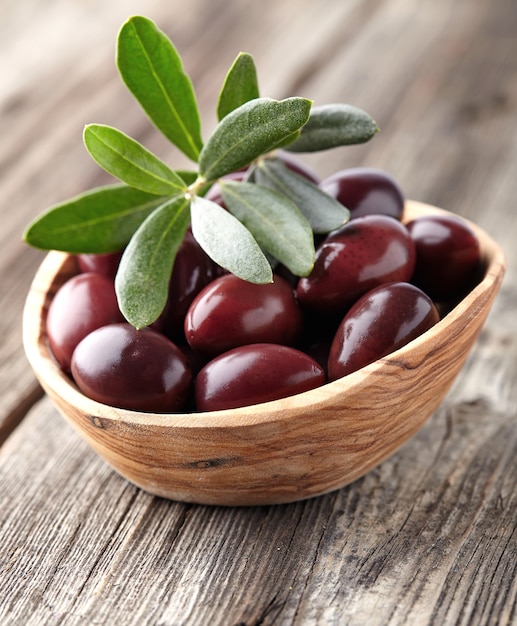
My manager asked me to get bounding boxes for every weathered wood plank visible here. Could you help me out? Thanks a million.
[1,0,517,623]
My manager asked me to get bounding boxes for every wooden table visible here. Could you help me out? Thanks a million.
[1,0,516,623]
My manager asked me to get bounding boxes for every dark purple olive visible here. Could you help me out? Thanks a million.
[406,214,482,301]
[205,155,319,209]
[274,151,320,183]
[76,251,123,280]
[296,309,343,371]
[185,274,304,356]
[205,170,248,208]
[328,282,440,380]
[195,343,325,411]
[71,324,192,412]
[47,273,125,372]
[296,215,416,314]
[319,167,404,220]
[159,230,220,340]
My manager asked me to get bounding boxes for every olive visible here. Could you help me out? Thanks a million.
[76,251,123,280]
[273,150,320,183]
[185,274,303,356]
[406,214,482,301]
[296,215,416,314]
[47,272,125,372]
[319,167,404,220]
[328,282,440,380]
[195,343,325,411]
[71,324,192,413]
[204,170,247,209]
[159,230,220,340]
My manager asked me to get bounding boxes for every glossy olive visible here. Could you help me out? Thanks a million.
[296,309,343,371]
[328,282,440,380]
[204,153,319,209]
[319,167,404,220]
[185,274,304,356]
[195,343,325,411]
[296,215,416,314]
[76,251,123,280]
[160,230,220,340]
[71,324,192,412]
[406,215,482,301]
[204,170,247,208]
[47,272,125,371]
[274,150,320,183]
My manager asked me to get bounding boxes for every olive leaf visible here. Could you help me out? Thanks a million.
[190,196,273,283]
[117,16,203,162]
[23,184,167,253]
[217,52,260,121]
[198,97,312,181]
[115,195,191,328]
[255,157,350,233]
[220,180,315,276]
[286,103,379,152]
[84,124,188,196]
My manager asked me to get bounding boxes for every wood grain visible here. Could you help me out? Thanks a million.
[1,0,517,622]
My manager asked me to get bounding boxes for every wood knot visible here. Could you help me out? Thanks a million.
[88,415,105,429]
[184,457,237,469]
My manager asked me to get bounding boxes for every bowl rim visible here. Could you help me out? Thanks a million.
[23,200,506,430]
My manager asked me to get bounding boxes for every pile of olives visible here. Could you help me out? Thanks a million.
[46,163,482,413]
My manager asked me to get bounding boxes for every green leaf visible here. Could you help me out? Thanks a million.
[255,157,350,233]
[117,16,203,162]
[23,184,167,253]
[220,181,315,277]
[84,124,187,196]
[198,97,312,181]
[286,104,379,152]
[115,195,191,328]
[190,196,272,283]
[217,52,260,121]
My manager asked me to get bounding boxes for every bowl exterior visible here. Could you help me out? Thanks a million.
[23,202,505,506]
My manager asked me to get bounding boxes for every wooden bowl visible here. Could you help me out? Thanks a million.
[23,201,505,506]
